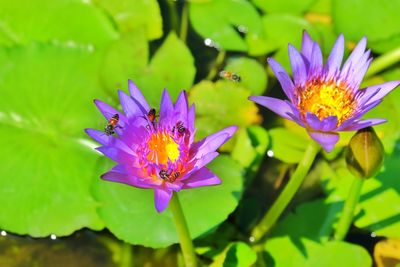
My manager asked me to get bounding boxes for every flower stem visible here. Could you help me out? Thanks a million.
[170,192,197,267]
[179,0,188,43]
[250,141,320,242]
[167,0,179,34]
[365,47,400,78]
[334,176,364,241]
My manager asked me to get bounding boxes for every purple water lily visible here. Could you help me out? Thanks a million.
[86,81,237,212]
[249,32,400,152]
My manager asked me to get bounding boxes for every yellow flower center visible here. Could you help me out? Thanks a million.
[146,132,180,165]
[297,80,356,125]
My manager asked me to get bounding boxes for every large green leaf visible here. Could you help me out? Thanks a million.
[101,32,196,107]
[223,57,268,95]
[94,0,163,40]
[252,0,317,15]
[92,156,243,248]
[189,80,261,150]
[269,128,309,163]
[0,0,117,46]
[265,237,372,267]
[0,44,105,236]
[332,0,400,52]
[189,0,263,51]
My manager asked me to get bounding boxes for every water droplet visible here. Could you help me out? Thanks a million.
[50,234,57,240]
[249,236,255,243]
[267,150,274,157]
[371,232,377,238]
[204,38,221,50]
[237,25,248,33]
[1,230,7,236]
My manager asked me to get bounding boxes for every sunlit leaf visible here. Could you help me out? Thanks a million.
[269,128,310,163]
[93,156,243,248]
[252,0,317,15]
[0,43,105,236]
[210,242,257,267]
[189,0,262,51]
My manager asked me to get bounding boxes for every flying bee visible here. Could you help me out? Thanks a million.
[172,121,186,135]
[219,70,241,82]
[104,114,122,136]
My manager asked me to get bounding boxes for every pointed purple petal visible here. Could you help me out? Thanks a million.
[101,168,153,189]
[94,100,128,128]
[301,31,314,61]
[173,91,189,126]
[154,188,173,213]
[182,167,221,189]
[341,37,367,76]
[340,118,387,131]
[308,131,339,152]
[267,58,295,101]
[309,42,323,77]
[118,90,143,119]
[249,96,296,121]
[288,44,307,86]
[306,113,338,132]
[326,34,344,79]
[185,151,219,179]
[128,80,150,111]
[356,81,400,106]
[191,126,237,158]
[85,128,135,154]
[159,89,174,125]
[96,146,139,167]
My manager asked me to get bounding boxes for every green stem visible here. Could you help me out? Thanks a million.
[206,50,226,80]
[334,176,364,241]
[365,47,400,78]
[167,0,179,34]
[251,141,320,242]
[179,1,188,42]
[170,193,197,267]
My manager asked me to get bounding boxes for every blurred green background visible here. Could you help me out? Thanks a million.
[0,0,399,266]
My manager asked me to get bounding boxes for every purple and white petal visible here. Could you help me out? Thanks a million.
[301,31,314,62]
[159,89,174,126]
[341,37,367,77]
[356,81,400,106]
[118,90,143,119]
[307,131,339,152]
[326,34,344,80]
[249,96,296,121]
[85,128,135,154]
[309,42,323,78]
[94,99,128,129]
[288,44,308,86]
[339,118,387,131]
[128,80,150,111]
[306,113,338,132]
[267,58,295,101]
[173,91,189,127]
[154,188,173,213]
[190,126,237,158]
[182,167,221,189]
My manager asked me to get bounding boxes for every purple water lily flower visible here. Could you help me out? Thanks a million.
[85,81,237,213]
[249,32,400,152]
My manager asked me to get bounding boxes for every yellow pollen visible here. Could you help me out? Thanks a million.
[297,80,356,125]
[146,132,180,164]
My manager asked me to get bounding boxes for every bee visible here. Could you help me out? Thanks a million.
[219,70,241,82]
[104,114,121,136]
[172,121,186,135]
[147,108,157,123]
[159,170,181,183]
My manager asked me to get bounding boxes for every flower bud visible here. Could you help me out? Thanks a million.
[345,127,384,179]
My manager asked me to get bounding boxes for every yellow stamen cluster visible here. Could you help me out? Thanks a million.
[297,80,356,126]
[147,132,180,164]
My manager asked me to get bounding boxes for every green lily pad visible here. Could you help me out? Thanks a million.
[92,155,244,248]
[332,0,400,52]
[0,0,117,46]
[246,14,317,58]
[189,80,261,150]
[223,57,268,95]
[94,0,163,40]
[210,242,257,267]
[189,0,263,51]
[251,0,317,15]
[265,237,372,267]
[0,44,105,236]
[101,32,196,107]
[271,199,341,241]
[269,128,310,163]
